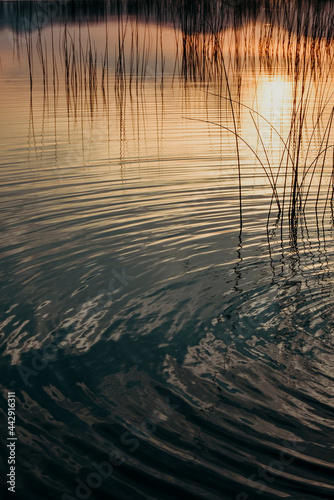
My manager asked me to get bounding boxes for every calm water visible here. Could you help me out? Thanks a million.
[1,1,334,499]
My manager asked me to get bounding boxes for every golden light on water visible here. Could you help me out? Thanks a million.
[257,76,294,125]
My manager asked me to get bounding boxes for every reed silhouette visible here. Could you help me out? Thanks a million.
[9,0,334,239]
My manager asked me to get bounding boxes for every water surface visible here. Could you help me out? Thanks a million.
[1,2,334,499]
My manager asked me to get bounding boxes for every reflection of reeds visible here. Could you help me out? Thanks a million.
[190,1,334,234]
[23,22,33,91]
[17,0,334,238]
[24,21,106,118]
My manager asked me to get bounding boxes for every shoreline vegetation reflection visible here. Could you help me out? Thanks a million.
[2,0,334,237]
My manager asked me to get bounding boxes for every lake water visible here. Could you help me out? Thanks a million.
[1,1,334,499]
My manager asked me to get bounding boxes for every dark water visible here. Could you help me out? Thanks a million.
[1,1,334,499]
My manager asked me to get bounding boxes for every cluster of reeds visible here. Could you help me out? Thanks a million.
[11,0,334,236]
[201,72,334,236]
[23,22,109,118]
[185,0,334,233]
[14,0,334,88]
